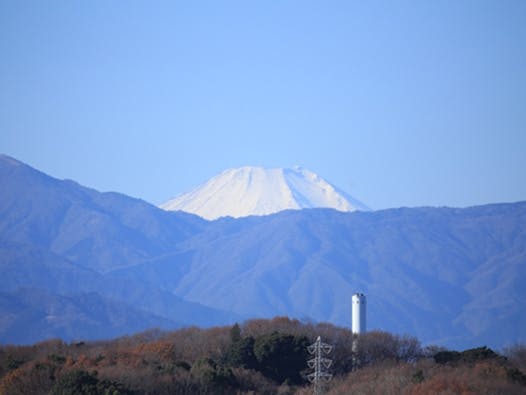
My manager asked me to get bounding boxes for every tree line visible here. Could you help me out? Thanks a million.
[0,316,524,394]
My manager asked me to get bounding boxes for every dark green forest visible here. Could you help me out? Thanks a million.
[1,317,525,394]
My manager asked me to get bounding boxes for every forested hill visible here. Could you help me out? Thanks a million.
[1,318,525,394]
[1,154,525,348]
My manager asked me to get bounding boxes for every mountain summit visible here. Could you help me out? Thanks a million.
[160,166,369,220]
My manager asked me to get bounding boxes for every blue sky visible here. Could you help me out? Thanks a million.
[1,1,525,210]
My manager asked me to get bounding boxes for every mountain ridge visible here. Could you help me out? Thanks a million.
[0,154,525,348]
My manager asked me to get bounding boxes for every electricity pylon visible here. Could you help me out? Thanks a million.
[307,336,333,395]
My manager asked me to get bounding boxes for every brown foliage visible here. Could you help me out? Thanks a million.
[503,343,526,371]
[0,318,524,394]
[325,359,526,395]
[0,361,58,395]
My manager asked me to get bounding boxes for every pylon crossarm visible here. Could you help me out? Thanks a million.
[307,373,318,383]
[321,344,333,353]
[321,358,332,368]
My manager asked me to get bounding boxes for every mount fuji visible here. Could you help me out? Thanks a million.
[1,154,525,347]
[160,166,369,220]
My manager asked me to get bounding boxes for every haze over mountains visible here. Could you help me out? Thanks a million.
[160,166,369,219]
[0,154,525,349]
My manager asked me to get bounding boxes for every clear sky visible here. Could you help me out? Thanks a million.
[1,1,525,210]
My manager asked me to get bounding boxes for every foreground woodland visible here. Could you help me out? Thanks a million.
[1,317,525,394]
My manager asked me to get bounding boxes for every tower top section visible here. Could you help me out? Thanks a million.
[352,293,366,334]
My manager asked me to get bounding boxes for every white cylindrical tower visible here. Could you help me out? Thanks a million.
[352,293,366,335]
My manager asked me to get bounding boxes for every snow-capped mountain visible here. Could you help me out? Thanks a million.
[2,155,525,348]
[160,166,369,220]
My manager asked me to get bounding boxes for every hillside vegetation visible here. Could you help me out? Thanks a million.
[1,317,524,394]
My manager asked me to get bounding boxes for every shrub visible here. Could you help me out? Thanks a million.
[226,336,258,369]
[253,332,309,385]
[50,370,132,395]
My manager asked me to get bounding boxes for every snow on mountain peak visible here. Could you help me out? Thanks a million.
[160,166,369,220]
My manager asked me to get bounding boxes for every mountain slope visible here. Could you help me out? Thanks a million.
[115,204,526,349]
[0,155,240,343]
[0,154,206,272]
[1,154,525,349]
[0,288,178,344]
[160,166,369,219]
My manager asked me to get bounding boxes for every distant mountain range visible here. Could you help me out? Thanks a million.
[160,166,369,219]
[0,154,525,349]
